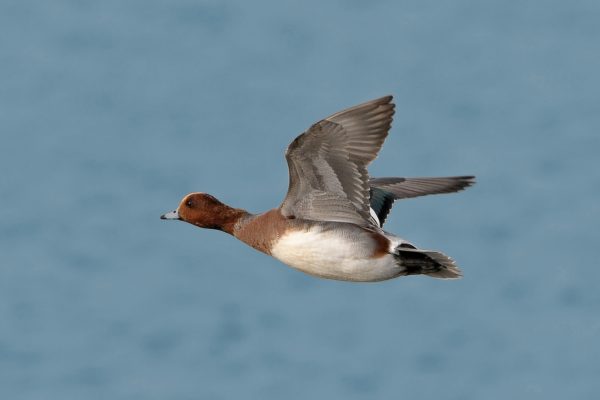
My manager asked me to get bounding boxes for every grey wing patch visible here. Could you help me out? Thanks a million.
[369,176,475,199]
[369,176,475,226]
[280,96,395,226]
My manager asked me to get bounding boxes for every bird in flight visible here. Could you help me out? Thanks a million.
[161,96,474,282]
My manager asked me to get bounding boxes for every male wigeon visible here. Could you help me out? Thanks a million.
[161,96,474,282]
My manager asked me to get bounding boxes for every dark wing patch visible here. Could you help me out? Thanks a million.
[369,186,399,227]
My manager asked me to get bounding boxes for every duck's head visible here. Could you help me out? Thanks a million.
[161,192,241,231]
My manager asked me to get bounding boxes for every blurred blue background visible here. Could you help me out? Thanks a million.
[1,0,599,399]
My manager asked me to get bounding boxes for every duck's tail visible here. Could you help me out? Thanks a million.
[394,247,462,279]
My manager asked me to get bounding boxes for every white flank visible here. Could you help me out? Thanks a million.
[270,228,400,282]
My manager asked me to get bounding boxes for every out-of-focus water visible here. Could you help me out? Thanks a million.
[1,1,599,399]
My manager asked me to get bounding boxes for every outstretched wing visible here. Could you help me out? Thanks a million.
[280,96,395,226]
[369,176,475,226]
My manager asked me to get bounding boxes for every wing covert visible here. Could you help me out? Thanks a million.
[280,96,395,226]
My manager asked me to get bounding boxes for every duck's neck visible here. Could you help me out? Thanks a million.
[215,205,250,235]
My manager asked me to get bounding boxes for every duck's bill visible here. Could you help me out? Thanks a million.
[160,210,181,220]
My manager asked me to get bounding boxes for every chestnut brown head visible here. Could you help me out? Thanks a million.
[160,193,242,232]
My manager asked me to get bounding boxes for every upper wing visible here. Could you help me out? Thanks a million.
[369,176,475,226]
[280,96,395,226]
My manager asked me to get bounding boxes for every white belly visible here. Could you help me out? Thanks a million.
[270,228,400,282]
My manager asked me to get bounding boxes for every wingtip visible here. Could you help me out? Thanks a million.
[462,176,477,188]
[447,176,476,191]
[375,95,394,107]
[359,95,394,108]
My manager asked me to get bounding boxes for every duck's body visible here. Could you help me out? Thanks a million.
[269,221,396,282]
[235,210,399,282]
[161,96,474,282]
